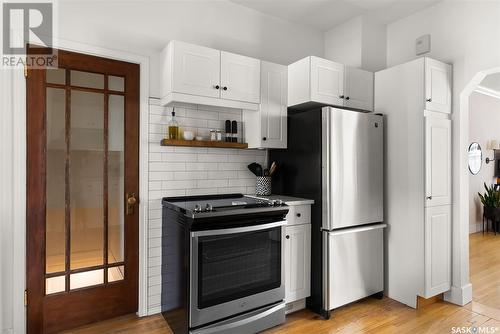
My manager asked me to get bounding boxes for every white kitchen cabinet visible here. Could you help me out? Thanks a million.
[345,66,374,111]
[284,223,311,304]
[220,51,260,104]
[425,116,451,207]
[375,57,452,309]
[423,205,451,298]
[169,41,221,98]
[288,56,373,112]
[244,61,287,149]
[310,57,345,107]
[425,58,452,114]
[160,40,260,110]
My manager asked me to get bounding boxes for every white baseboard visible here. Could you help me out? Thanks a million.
[469,223,483,234]
[285,299,306,315]
[444,284,473,306]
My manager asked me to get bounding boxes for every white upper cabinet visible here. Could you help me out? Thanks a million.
[170,41,221,98]
[425,115,451,207]
[244,61,287,149]
[310,57,345,107]
[160,41,260,110]
[220,51,261,104]
[424,205,451,298]
[345,66,374,111]
[288,56,373,112]
[425,58,452,114]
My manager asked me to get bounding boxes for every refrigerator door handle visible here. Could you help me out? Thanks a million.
[321,108,331,231]
[328,223,387,236]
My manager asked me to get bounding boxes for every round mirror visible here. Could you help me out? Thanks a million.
[468,142,482,175]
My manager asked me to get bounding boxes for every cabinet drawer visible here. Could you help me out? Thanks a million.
[286,205,311,226]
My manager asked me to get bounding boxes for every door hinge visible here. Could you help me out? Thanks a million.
[24,290,28,306]
[23,62,28,78]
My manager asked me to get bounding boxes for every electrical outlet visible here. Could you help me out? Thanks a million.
[416,34,431,55]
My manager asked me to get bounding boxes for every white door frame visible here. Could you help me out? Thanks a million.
[445,67,500,307]
[8,39,150,333]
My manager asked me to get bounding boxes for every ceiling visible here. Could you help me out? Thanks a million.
[230,0,441,31]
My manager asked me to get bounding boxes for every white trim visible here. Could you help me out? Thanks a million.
[161,92,259,111]
[474,85,500,100]
[10,38,150,332]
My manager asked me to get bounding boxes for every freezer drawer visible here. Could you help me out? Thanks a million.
[324,223,386,310]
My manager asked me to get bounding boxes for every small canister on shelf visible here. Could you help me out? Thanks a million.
[209,129,217,141]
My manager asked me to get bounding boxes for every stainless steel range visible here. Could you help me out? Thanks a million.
[161,194,288,334]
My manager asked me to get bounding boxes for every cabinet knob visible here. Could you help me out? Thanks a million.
[223,86,228,91]
[427,196,432,200]
[263,137,267,141]
[426,98,432,102]
[339,95,345,99]
[286,235,290,239]
[214,85,220,89]
[296,213,301,218]
[345,96,350,100]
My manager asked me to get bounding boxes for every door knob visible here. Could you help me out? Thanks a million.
[345,96,350,100]
[214,85,220,89]
[126,193,137,215]
[286,235,290,239]
[223,86,228,91]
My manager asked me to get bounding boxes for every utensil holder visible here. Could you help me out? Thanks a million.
[255,176,271,196]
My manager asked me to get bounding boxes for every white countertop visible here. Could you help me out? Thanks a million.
[248,194,314,206]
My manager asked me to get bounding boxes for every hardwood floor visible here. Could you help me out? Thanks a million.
[62,232,500,334]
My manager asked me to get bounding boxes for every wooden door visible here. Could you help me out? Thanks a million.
[26,48,140,333]
[425,116,451,207]
[424,205,451,297]
[310,56,344,107]
[344,66,374,112]
[220,51,260,103]
[284,224,311,303]
[425,58,452,114]
[260,61,287,149]
[171,41,221,98]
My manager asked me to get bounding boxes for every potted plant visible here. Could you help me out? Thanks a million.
[478,182,500,221]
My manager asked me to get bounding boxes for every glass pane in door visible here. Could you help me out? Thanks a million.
[46,88,66,274]
[108,95,125,264]
[70,90,104,270]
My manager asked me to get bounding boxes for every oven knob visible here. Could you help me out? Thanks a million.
[205,203,213,212]
[194,204,201,213]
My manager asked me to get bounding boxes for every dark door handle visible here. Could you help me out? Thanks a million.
[214,85,220,89]
[339,95,344,99]
[345,96,350,100]
[223,86,228,91]
[296,213,301,218]
[263,137,267,141]
[285,235,290,239]
[426,98,432,102]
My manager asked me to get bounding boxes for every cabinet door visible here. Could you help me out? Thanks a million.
[425,58,452,114]
[424,205,451,297]
[344,67,374,112]
[425,116,451,207]
[220,51,260,103]
[310,57,344,107]
[171,41,221,98]
[260,61,287,149]
[285,224,311,303]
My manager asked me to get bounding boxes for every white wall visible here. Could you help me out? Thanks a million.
[324,15,386,72]
[468,92,500,233]
[147,100,267,314]
[324,16,363,68]
[56,0,324,98]
[386,1,500,305]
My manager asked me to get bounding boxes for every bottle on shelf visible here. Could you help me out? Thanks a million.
[168,109,179,140]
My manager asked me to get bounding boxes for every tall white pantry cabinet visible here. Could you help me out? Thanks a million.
[375,57,452,308]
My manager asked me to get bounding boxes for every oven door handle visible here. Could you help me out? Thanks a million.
[191,220,286,237]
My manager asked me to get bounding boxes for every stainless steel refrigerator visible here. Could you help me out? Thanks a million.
[270,106,385,318]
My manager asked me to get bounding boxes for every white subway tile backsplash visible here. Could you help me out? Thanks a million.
[146,99,267,315]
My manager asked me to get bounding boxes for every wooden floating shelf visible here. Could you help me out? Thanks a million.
[160,139,248,149]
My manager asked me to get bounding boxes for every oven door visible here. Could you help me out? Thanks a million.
[190,221,285,328]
